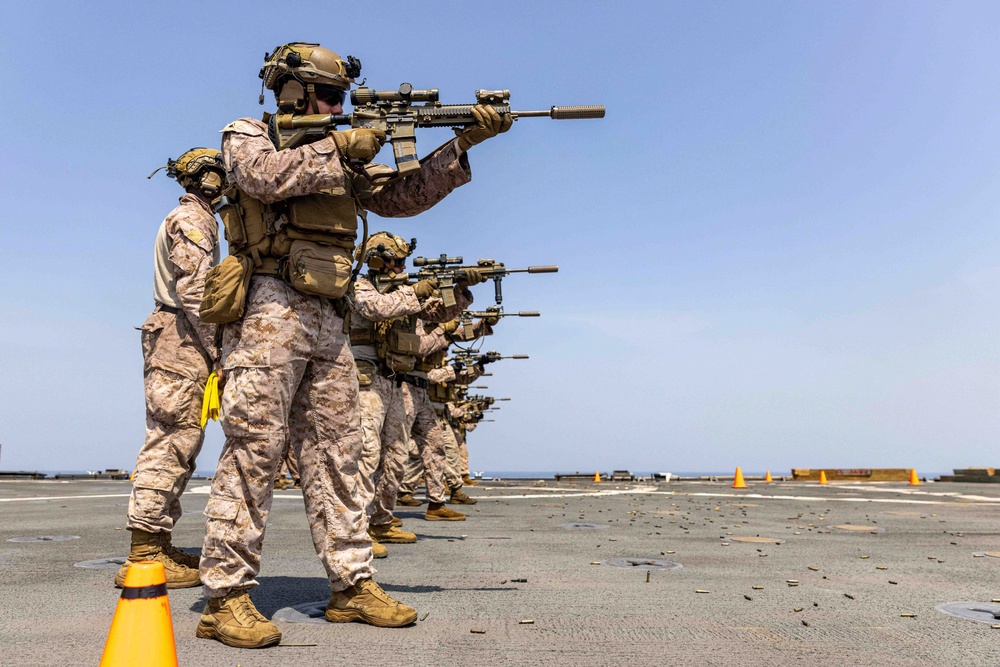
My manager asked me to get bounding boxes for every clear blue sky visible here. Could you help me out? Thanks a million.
[1,1,997,474]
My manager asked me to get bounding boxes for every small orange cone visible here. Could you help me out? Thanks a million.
[732,467,747,489]
[764,471,773,483]
[818,470,828,485]
[909,468,921,486]
[594,472,601,483]
[100,561,178,667]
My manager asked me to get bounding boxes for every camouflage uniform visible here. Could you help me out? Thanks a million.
[397,436,423,498]
[457,418,471,478]
[273,439,300,485]
[353,275,425,528]
[128,194,219,534]
[399,355,486,495]
[200,119,471,597]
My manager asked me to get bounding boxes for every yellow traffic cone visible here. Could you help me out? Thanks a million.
[909,469,921,486]
[732,467,747,489]
[818,470,828,485]
[594,472,601,483]
[764,471,773,483]
[100,561,178,667]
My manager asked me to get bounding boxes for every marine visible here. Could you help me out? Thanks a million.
[117,148,226,589]
[351,232,482,554]
[195,42,511,649]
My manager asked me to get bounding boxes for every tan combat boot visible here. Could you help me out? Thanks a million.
[372,538,388,559]
[325,578,417,627]
[273,478,291,490]
[114,529,201,589]
[391,516,403,527]
[369,523,417,544]
[425,502,466,521]
[159,532,201,570]
[449,487,477,505]
[396,493,422,506]
[196,589,282,648]
[462,475,479,487]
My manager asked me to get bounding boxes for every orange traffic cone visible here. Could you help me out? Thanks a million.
[909,469,921,486]
[100,561,178,667]
[818,470,828,485]
[764,471,773,483]
[594,472,601,483]
[732,467,747,489]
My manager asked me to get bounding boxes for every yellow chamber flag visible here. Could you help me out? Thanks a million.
[200,371,221,429]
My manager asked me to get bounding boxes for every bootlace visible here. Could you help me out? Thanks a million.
[359,579,395,605]
[232,594,268,623]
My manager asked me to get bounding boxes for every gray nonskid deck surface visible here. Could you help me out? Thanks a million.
[2,478,999,666]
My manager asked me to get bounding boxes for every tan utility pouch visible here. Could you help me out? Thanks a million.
[283,240,353,299]
[214,186,272,254]
[388,329,421,356]
[384,351,416,373]
[428,382,455,403]
[415,348,446,373]
[200,255,254,324]
[356,359,377,387]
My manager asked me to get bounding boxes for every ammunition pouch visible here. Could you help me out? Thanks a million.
[349,328,375,346]
[215,185,273,261]
[382,328,420,372]
[428,382,457,403]
[368,316,421,373]
[415,348,447,373]
[199,255,254,324]
[356,359,377,387]
[286,193,358,241]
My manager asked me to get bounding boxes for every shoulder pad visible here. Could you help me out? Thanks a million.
[220,118,267,136]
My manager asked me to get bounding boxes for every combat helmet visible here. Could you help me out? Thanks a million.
[259,42,362,113]
[356,232,416,271]
[148,148,225,197]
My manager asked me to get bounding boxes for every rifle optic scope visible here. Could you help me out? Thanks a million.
[352,83,439,105]
[413,255,463,266]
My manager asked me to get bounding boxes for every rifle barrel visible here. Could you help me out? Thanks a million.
[514,105,606,120]
[500,265,558,274]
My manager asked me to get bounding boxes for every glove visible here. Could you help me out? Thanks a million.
[412,279,438,299]
[441,319,460,334]
[456,105,513,151]
[458,268,488,286]
[329,127,387,163]
[482,314,500,326]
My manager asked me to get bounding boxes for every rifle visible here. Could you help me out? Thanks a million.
[460,306,540,326]
[268,85,605,176]
[450,351,528,369]
[460,395,511,407]
[378,257,557,308]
